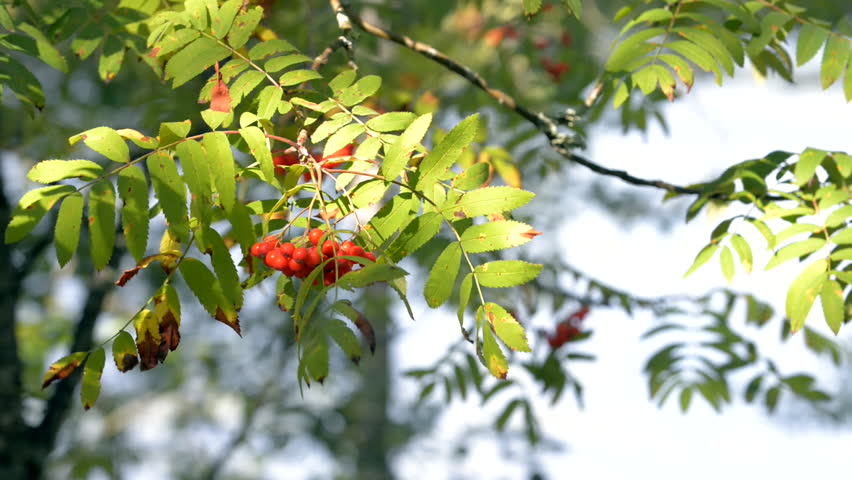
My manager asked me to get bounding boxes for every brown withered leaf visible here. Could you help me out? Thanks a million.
[157,313,181,363]
[520,229,542,239]
[136,331,159,371]
[210,62,231,113]
[116,253,180,287]
[120,354,139,372]
[115,266,141,286]
[353,311,376,354]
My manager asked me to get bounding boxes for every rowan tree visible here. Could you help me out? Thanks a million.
[2,0,851,478]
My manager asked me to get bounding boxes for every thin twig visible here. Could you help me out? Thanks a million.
[330,1,708,197]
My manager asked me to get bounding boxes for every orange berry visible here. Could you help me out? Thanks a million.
[264,250,288,270]
[308,228,325,246]
[279,242,295,257]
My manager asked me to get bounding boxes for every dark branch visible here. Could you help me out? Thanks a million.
[331,0,707,197]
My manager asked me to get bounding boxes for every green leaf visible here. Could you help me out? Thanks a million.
[424,242,461,308]
[334,263,408,289]
[278,69,323,87]
[796,24,830,66]
[7,23,68,72]
[675,27,734,77]
[176,140,212,222]
[69,127,129,163]
[416,114,479,191]
[27,159,103,184]
[202,227,243,309]
[729,234,753,274]
[606,28,665,72]
[211,0,242,38]
[386,211,442,262]
[226,6,263,49]
[764,386,780,413]
[338,75,382,106]
[326,318,362,365]
[117,165,149,262]
[452,162,491,190]
[55,193,84,267]
[0,4,13,30]
[164,37,230,88]
[474,260,542,288]
[480,314,509,379]
[5,185,74,244]
[239,126,275,183]
[179,258,240,335]
[666,40,722,85]
[41,351,86,389]
[256,85,283,120]
[786,259,828,334]
[820,279,844,335]
[744,375,763,403]
[441,186,534,221]
[80,348,105,410]
[561,0,582,18]
[830,228,852,245]
[366,194,417,246]
[483,303,530,352]
[70,22,103,60]
[228,71,265,107]
[98,34,125,82]
[821,31,851,89]
[366,112,417,132]
[0,55,45,109]
[765,238,826,270]
[88,180,116,271]
[380,113,432,181]
[523,0,542,16]
[794,148,827,186]
[203,132,236,212]
[264,53,312,73]
[301,334,329,384]
[679,387,693,413]
[153,29,200,57]
[720,246,735,284]
[323,123,364,159]
[459,220,536,253]
[248,38,296,60]
[147,152,189,242]
[158,120,192,146]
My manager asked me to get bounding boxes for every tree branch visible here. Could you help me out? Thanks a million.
[330,1,705,197]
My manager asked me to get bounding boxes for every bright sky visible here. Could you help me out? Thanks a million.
[391,70,852,479]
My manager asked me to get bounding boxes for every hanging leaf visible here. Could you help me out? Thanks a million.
[480,314,508,379]
[179,258,241,335]
[786,259,828,334]
[326,318,363,365]
[386,212,443,262]
[483,303,530,352]
[133,309,160,371]
[424,242,462,308]
[147,151,190,242]
[202,132,236,213]
[55,192,84,267]
[41,351,87,389]
[88,180,116,271]
[117,165,150,262]
[820,279,844,335]
[112,331,139,372]
[5,185,75,244]
[80,348,105,410]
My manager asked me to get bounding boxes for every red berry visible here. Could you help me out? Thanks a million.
[306,248,321,268]
[323,270,337,287]
[322,240,339,258]
[280,263,295,277]
[364,252,376,262]
[339,240,355,256]
[279,242,295,257]
[547,335,563,349]
[251,242,272,257]
[292,247,308,262]
[288,259,304,273]
[265,250,288,270]
[350,246,365,258]
[308,228,325,246]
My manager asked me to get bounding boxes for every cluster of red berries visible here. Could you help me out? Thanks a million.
[543,306,589,350]
[250,228,375,287]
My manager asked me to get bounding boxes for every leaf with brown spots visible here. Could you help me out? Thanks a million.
[133,309,160,371]
[41,352,87,389]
